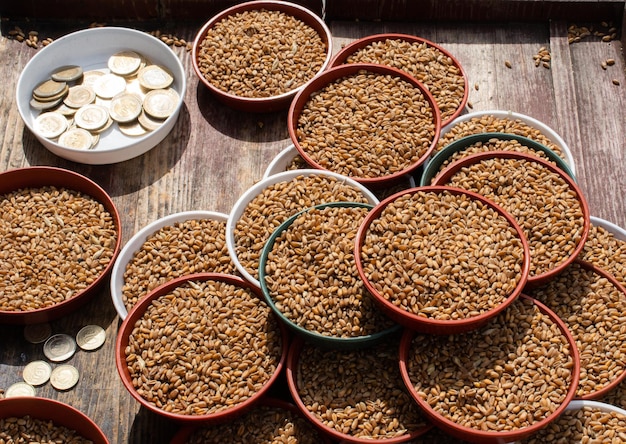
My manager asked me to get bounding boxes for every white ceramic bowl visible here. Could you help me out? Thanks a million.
[439,110,576,177]
[110,210,229,320]
[226,169,380,287]
[16,27,186,164]
[590,216,626,241]
[263,144,301,178]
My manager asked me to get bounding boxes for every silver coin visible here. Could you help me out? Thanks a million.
[76,325,106,351]
[22,360,52,386]
[50,364,79,391]
[43,333,76,362]
[5,381,36,398]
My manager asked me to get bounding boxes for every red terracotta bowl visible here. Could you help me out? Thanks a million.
[288,63,442,188]
[0,396,109,443]
[331,33,469,127]
[354,185,530,334]
[431,150,590,287]
[0,166,122,324]
[192,0,333,112]
[115,272,289,425]
[399,294,581,444]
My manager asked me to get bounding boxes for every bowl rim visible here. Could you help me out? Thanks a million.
[258,201,401,348]
[191,0,333,109]
[109,210,229,320]
[0,396,109,443]
[115,272,289,424]
[330,32,469,127]
[398,293,581,443]
[590,215,626,241]
[262,143,298,179]
[15,26,186,163]
[420,131,576,186]
[285,335,434,443]
[287,62,442,186]
[566,399,626,415]
[354,185,531,334]
[431,149,591,287]
[0,166,122,324]
[438,108,576,176]
[225,168,380,288]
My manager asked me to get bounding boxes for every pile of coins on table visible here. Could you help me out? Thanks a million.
[31,50,179,150]
[3,323,106,397]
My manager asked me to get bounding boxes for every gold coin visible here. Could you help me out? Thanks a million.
[43,333,76,362]
[34,112,68,139]
[108,50,143,76]
[64,85,96,108]
[80,70,105,88]
[22,360,52,386]
[118,120,148,137]
[138,64,174,90]
[5,382,36,398]
[33,84,69,103]
[51,65,83,82]
[33,78,67,98]
[30,95,64,111]
[58,127,94,150]
[76,325,106,351]
[50,364,79,391]
[137,109,165,131]
[74,104,110,131]
[93,73,127,99]
[109,93,143,123]
[143,88,179,119]
[91,116,114,134]
[23,323,52,344]
[53,102,79,116]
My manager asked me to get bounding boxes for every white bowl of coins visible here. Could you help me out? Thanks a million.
[16,26,186,165]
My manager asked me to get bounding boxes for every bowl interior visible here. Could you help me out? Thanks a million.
[16,26,186,164]
[115,272,288,424]
[0,397,109,443]
[354,186,531,334]
[110,210,229,320]
[0,166,121,324]
[420,132,576,186]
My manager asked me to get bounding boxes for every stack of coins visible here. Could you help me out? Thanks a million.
[30,50,179,150]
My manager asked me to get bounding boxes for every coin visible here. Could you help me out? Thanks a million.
[53,102,79,116]
[5,382,36,398]
[93,73,127,99]
[43,333,76,362]
[137,109,165,131]
[33,78,67,98]
[58,127,94,150]
[76,325,106,351]
[23,323,52,344]
[22,360,52,386]
[30,96,64,111]
[33,84,69,103]
[108,50,143,76]
[143,88,179,119]
[51,65,83,82]
[63,85,96,108]
[118,120,148,137]
[50,364,79,391]
[34,112,68,139]
[109,93,143,123]
[91,116,114,134]
[74,104,110,131]
[80,70,105,88]
[138,65,174,90]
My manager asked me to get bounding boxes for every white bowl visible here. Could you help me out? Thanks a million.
[226,169,380,287]
[16,27,186,165]
[110,210,229,320]
[590,216,626,241]
[263,144,300,178]
[439,109,576,177]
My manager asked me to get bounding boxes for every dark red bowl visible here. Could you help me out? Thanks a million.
[0,397,109,443]
[330,33,469,127]
[431,150,590,287]
[115,272,289,425]
[0,166,122,324]
[191,0,333,113]
[355,185,530,335]
[288,63,442,188]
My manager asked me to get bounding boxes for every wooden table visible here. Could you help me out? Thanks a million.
[0,16,625,443]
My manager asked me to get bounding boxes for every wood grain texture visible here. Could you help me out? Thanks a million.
[0,18,624,443]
